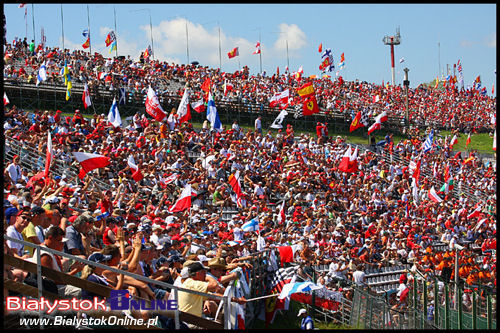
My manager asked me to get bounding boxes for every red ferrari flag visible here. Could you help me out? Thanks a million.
[350,111,363,132]
[302,96,319,116]
[82,37,90,49]
[318,43,322,53]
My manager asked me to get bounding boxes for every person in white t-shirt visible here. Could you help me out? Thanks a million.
[232,220,243,242]
[5,155,22,184]
[352,264,366,286]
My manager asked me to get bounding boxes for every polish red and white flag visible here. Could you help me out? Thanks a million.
[145,86,166,122]
[72,152,111,179]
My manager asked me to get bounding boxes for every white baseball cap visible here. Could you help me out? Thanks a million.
[297,309,307,316]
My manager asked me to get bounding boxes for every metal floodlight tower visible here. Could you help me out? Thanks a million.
[382,27,401,86]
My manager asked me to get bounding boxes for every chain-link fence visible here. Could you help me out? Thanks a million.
[350,270,496,330]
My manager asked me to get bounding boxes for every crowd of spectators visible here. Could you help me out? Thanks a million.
[3,40,496,328]
[4,39,496,134]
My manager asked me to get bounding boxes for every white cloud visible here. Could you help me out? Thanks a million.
[484,33,496,48]
[273,23,307,51]
[139,18,256,68]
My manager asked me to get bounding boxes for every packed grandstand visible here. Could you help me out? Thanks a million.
[3,37,497,329]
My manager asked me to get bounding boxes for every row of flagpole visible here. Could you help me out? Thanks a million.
[56,4,119,56]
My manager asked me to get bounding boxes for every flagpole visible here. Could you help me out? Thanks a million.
[60,5,65,52]
[259,30,262,74]
[218,23,222,70]
[148,10,154,60]
[185,20,189,64]
[245,294,279,302]
[286,39,290,71]
[25,7,28,41]
[87,5,92,55]
[113,6,118,57]
[31,4,36,45]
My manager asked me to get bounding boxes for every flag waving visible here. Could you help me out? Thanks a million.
[228,170,243,198]
[177,88,191,123]
[428,186,443,203]
[465,134,471,148]
[82,83,92,109]
[422,129,434,153]
[72,152,111,180]
[349,110,369,132]
[297,82,315,99]
[145,86,167,121]
[169,184,195,213]
[270,109,288,129]
[206,92,222,131]
[253,42,261,54]
[302,96,319,116]
[367,111,388,135]
[338,53,345,69]
[127,155,144,182]
[269,89,289,108]
[105,31,116,47]
[191,99,206,113]
[36,61,47,86]
[44,131,53,178]
[228,47,239,59]
[278,281,323,299]
[277,200,286,224]
[4,92,9,106]
[82,37,90,49]
[107,97,122,127]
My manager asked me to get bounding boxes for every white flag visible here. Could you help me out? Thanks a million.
[270,110,288,129]
[36,62,47,86]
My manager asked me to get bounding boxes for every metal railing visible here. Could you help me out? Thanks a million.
[3,235,232,329]
[345,141,493,204]
[5,136,112,193]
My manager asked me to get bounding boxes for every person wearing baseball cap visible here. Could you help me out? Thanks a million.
[178,261,246,325]
[298,308,314,330]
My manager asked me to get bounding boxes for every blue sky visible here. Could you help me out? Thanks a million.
[4,3,496,94]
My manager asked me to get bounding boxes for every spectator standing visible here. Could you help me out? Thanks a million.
[255,116,262,134]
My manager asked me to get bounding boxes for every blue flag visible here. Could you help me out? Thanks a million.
[206,92,222,132]
[423,129,434,153]
[82,29,89,38]
[119,87,126,105]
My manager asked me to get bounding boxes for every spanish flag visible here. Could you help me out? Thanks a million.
[302,96,319,116]
[297,82,315,98]
[227,47,239,59]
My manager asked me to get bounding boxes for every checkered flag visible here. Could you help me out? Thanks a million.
[360,108,370,126]
[266,266,299,294]
[293,105,303,119]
